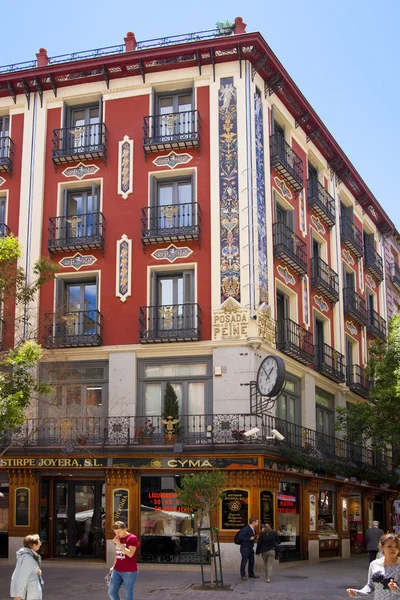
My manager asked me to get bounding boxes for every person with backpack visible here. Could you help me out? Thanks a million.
[256,523,280,583]
[237,517,260,581]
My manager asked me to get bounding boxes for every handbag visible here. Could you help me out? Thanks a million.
[274,541,281,560]
[105,572,111,588]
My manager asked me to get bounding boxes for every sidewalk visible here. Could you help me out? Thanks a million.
[0,554,369,599]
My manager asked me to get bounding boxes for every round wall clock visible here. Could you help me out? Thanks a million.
[256,355,286,398]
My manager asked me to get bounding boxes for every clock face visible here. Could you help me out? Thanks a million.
[256,355,285,398]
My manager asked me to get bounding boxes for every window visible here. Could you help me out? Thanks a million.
[61,184,100,240]
[318,489,337,537]
[341,202,353,221]
[0,196,6,223]
[150,270,194,331]
[0,116,9,158]
[346,336,354,365]
[316,389,334,439]
[274,193,294,231]
[275,376,301,428]
[65,103,101,148]
[55,277,99,338]
[308,163,318,180]
[156,90,193,136]
[150,176,195,230]
[273,120,284,138]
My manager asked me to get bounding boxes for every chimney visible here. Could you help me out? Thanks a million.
[124,32,137,52]
[36,48,49,67]
[233,17,247,35]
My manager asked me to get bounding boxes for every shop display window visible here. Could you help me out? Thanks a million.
[318,489,337,537]
[277,483,300,551]
[349,493,364,553]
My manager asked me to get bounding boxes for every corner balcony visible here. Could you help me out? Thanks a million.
[273,222,307,276]
[276,318,314,366]
[52,123,107,166]
[343,287,367,327]
[0,135,14,174]
[0,223,11,237]
[310,257,339,304]
[391,263,400,292]
[141,202,200,244]
[364,245,383,283]
[367,309,386,341]
[340,215,363,259]
[48,213,105,254]
[139,303,200,343]
[315,344,345,383]
[143,110,200,153]
[270,133,303,192]
[347,365,370,398]
[307,178,336,229]
[43,310,103,348]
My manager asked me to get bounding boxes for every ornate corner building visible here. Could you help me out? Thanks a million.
[0,18,399,567]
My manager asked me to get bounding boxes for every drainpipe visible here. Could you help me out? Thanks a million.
[245,61,255,315]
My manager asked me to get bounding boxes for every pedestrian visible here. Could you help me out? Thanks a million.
[347,533,400,599]
[256,523,280,583]
[108,521,139,600]
[366,521,385,564]
[10,534,43,600]
[238,516,260,581]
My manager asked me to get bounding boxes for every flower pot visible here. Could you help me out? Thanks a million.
[164,434,178,445]
[141,437,153,445]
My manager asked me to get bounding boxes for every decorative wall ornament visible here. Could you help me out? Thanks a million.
[213,297,249,340]
[59,253,97,271]
[299,190,307,237]
[254,89,268,304]
[116,234,132,302]
[342,248,355,266]
[257,303,276,347]
[365,273,376,289]
[118,136,134,200]
[219,77,240,302]
[273,176,292,200]
[345,321,358,336]
[277,265,296,285]
[303,275,310,327]
[359,256,364,292]
[0,176,5,187]
[151,244,193,263]
[314,295,329,312]
[152,151,193,169]
[62,162,99,180]
[310,215,326,235]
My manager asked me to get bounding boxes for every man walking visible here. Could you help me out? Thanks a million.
[238,517,260,581]
[365,520,384,564]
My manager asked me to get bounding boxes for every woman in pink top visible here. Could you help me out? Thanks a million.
[108,521,139,600]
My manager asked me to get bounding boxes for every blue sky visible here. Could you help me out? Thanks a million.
[3,0,399,229]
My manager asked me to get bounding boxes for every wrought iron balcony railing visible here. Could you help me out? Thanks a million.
[0,222,11,237]
[48,212,105,254]
[315,343,345,383]
[2,413,393,474]
[270,133,303,192]
[347,365,370,398]
[276,318,314,366]
[141,202,200,244]
[307,178,336,229]
[391,262,400,292]
[143,110,200,153]
[343,287,367,326]
[139,303,200,343]
[0,317,4,351]
[43,310,103,348]
[340,215,363,258]
[367,309,387,341]
[273,221,307,276]
[0,135,14,174]
[364,244,384,283]
[310,257,339,304]
[52,123,107,165]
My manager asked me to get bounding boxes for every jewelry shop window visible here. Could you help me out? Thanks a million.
[318,488,337,538]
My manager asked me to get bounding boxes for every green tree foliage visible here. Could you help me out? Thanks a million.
[175,471,227,525]
[162,382,181,434]
[335,313,400,449]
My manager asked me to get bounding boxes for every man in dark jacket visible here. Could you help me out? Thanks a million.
[238,517,260,581]
[365,521,384,563]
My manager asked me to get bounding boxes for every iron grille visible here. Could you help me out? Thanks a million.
[273,222,307,275]
[43,310,103,348]
[52,123,107,165]
[0,223,11,237]
[141,202,200,244]
[0,135,14,174]
[143,110,200,153]
[276,318,314,366]
[391,263,400,292]
[315,343,345,383]
[340,215,363,258]
[343,287,367,326]
[310,257,339,303]
[367,309,386,341]
[307,177,335,229]
[364,245,384,282]
[48,212,105,254]
[139,303,200,343]
[346,365,370,398]
[270,133,303,192]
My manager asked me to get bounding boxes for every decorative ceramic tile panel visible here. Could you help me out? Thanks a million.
[314,295,329,312]
[0,176,5,187]
[303,275,310,327]
[118,136,134,200]
[345,321,358,336]
[219,77,240,302]
[116,234,132,302]
[299,190,306,237]
[365,273,376,289]
[310,215,326,235]
[152,151,193,169]
[359,256,364,292]
[59,253,97,271]
[342,248,355,266]
[254,88,267,303]
[274,176,293,200]
[151,244,193,263]
[62,163,99,180]
[277,265,296,286]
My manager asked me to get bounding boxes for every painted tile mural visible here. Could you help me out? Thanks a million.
[254,88,268,303]
[219,77,240,302]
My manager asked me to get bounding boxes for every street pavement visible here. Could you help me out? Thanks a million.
[0,554,369,600]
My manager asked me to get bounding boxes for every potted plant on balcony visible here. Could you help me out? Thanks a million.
[231,429,246,442]
[215,20,234,35]
[135,419,156,445]
[161,382,181,445]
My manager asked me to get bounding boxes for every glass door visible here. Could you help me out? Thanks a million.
[157,275,183,333]
[66,189,99,240]
[65,281,97,338]
[158,93,192,137]
[69,106,100,148]
[0,116,9,159]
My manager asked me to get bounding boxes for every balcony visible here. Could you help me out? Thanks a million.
[391,263,400,292]
[307,178,336,229]
[340,215,363,258]
[48,212,105,254]
[0,223,11,237]
[364,245,384,283]
[139,303,200,343]
[276,318,314,366]
[143,110,200,153]
[0,318,4,351]
[315,344,345,383]
[273,222,307,276]
[347,365,370,398]
[343,287,367,326]
[367,309,386,341]
[310,257,339,304]
[52,123,107,166]
[43,310,103,348]
[270,133,303,192]
[0,135,14,174]
[141,202,200,245]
